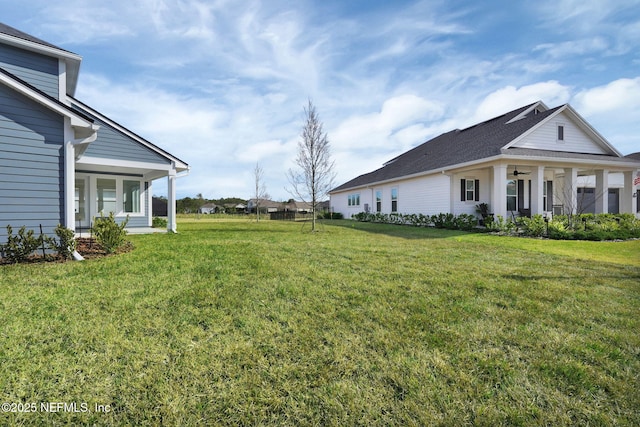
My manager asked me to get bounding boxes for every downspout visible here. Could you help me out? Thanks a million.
[67,124,99,261]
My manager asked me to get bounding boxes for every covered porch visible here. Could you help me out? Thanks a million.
[454,155,640,221]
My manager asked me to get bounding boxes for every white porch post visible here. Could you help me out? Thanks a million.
[167,165,177,233]
[621,171,634,214]
[64,140,76,231]
[594,169,609,214]
[530,165,545,216]
[492,164,507,219]
[563,167,578,215]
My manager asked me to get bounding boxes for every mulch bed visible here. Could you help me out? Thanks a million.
[0,238,134,265]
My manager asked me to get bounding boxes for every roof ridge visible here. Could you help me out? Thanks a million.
[0,22,75,55]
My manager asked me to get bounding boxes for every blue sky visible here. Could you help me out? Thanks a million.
[4,0,640,200]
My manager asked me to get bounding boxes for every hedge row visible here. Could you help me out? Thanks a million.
[352,211,640,240]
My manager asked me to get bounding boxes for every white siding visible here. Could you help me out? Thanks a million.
[396,174,450,215]
[451,170,490,215]
[330,173,452,218]
[513,111,608,154]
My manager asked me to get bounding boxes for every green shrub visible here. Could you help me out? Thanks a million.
[152,217,168,228]
[93,212,129,254]
[521,215,547,237]
[47,224,77,259]
[2,225,42,263]
[454,214,478,231]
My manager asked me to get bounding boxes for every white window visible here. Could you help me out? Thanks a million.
[375,190,382,212]
[507,180,517,211]
[348,193,360,207]
[391,188,398,212]
[97,178,117,214]
[123,180,141,213]
[557,123,565,142]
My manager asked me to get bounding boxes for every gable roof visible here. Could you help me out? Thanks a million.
[0,22,82,95]
[69,97,189,172]
[331,102,633,192]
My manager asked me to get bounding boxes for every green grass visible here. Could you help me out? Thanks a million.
[1,218,639,425]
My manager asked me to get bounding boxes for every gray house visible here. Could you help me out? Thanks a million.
[0,23,188,240]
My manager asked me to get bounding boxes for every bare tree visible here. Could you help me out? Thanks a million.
[253,162,269,222]
[286,100,336,231]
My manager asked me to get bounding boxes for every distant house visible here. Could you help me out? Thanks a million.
[0,23,188,239]
[199,203,218,214]
[246,198,280,213]
[330,101,640,220]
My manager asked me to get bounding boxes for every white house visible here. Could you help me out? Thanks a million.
[330,101,640,220]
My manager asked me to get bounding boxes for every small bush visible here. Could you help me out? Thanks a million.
[93,212,129,254]
[152,217,168,228]
[2,225,42,263]
[521,215,547,237]
[47,224,77,259]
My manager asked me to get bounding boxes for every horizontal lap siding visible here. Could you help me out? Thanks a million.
[0,44,59,98]
[0,85,64,240]
[76,107,170,165]
[398,174,450,215]
[514,112,608,154]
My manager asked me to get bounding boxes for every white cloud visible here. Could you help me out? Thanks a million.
[331,95,443,151]
[572,77,640,154]
[573,78,640,115]
[470,82,571,124]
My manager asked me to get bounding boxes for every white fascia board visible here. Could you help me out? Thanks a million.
[0,33,82,95]
[0,72,93,129]
[76,156,174,173]
[505,100,549,124]
[503,104,622,157]
[499,152,640,170]
[70,97,189,172]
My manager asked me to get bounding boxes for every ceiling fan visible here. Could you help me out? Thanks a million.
[512,166,531,176]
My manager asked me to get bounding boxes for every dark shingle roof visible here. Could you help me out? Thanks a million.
[0,22,72,53]
[332,103,564,192]
[626,152,640,160]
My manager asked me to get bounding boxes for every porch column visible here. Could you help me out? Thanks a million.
[64,140,76,231]
[492,164,507,219]
[621,171,634,214]
[563,167,578,215]
[594,169,609,214]
[167,166,177,233]
[530,165,545,216]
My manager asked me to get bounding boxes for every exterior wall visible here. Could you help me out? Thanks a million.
[393,174,450,215]
[330,173,452,218]
[0,85,64,240]
[76,108,170,165]
[451,170,491,215]
[0,44,59,98]
[513,111,608,155]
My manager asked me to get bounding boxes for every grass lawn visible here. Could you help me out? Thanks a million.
[1,218,639,425]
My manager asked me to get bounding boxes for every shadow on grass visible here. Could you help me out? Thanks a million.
[325,219,475,240]
[503,272,640,282]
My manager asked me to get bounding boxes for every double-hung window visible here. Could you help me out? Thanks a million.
[348,193,360,207]
[460,179,480,202]
[391,188,398,212]
[375,190,382,212]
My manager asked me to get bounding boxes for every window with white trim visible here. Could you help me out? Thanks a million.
[375,190,382,212]
[348,193,360,207]
[460,178,480,202]
[557,123,565,142]
[507,179,517,211]
[391,187,398,212]
[123,180,141,213]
